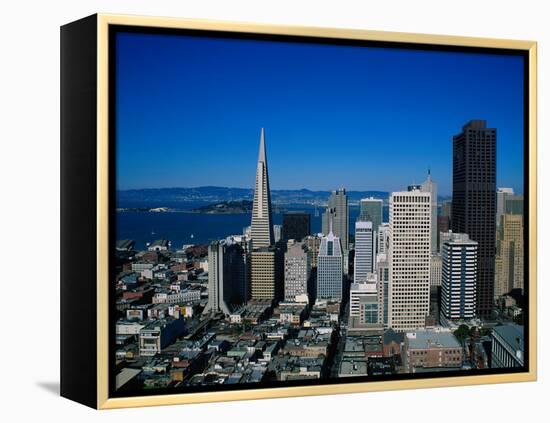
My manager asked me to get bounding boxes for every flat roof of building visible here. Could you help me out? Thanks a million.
[339,359,368,376]
[407,329,461,350]
[493,324,524,351]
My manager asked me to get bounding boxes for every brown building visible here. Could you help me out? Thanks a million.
[248,247,283,301]
[495,214,524,298]
[404,329,463,373]
[383,329,404,357]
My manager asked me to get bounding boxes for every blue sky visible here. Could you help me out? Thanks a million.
[115,32,524,196]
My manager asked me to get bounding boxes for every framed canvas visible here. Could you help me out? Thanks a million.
[60,14,537,409]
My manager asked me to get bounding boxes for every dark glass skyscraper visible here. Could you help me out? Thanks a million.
[452,120,496,318]
[282,212,310,242]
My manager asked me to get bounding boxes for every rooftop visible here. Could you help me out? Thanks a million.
[406,329,461,350]
[493,324,524,352]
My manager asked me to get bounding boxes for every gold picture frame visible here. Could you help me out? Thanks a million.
[61,13,537,409]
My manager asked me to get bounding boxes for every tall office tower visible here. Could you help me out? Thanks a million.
[505,195,524,215]
[304,235,321,268]
[440,233,478,322]
[322,189,349,251]
[441,200,452,231]
[249,247,282,301]
[250,128,274,249]
[353,220,374,282]
[421,170,438,253]
[452,120,496,318]
[204,238,247,315]
[496,188,514,226]
[441,200,452,218]
[236,235,252,300]
[376,253,389,327]
[359,197,383,233]
[317,228,344,300]
[273,224,282,243]
[430,254,442,287]
[321,209,332,236]
[388,189,431,331]
[349,273,379,325]
[282,212,311,242]
[377,223,390,255]
[284,242,311,301]
[495,214,524,297]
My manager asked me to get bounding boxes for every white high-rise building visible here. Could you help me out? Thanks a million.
[430,254,442,287]
[284,242,311,301]
[388,189,431,331]
[273,224,282,243]
[250,128,274,249]
[376,253,389,327]
[353,220,374,282]
[377,223,390,255]
[421,170,438,253]
[317,227,344,300]
[441,233,478,321]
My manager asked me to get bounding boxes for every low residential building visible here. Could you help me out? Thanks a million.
[367,356,396,376]
[152,289,201,304]
[139,318,187,356]
[116,321,145,336]
[148,239,170,252]
[274,302,308,325]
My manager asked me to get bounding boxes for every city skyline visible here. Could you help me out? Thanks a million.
[115,32,524,195]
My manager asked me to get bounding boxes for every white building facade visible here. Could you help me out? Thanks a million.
[388,189,431,331]
[317,230,343,300]
[430,253,442,287]
[349,273,379,324]
[353,220,374,282]
[284,242,311,301]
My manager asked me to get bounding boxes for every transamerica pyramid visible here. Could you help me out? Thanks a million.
[250,128,274,248]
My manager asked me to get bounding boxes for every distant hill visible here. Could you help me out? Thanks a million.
[117,186,390,204]
[191,200,253,214]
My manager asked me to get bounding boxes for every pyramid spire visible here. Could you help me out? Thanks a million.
[258,128,266,163]
[250,128,274,248]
